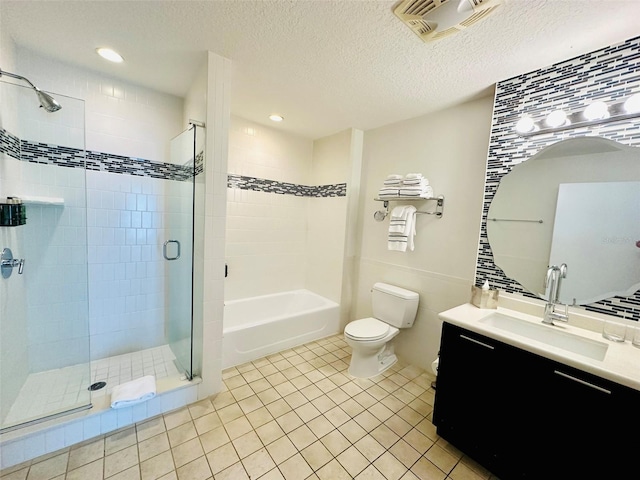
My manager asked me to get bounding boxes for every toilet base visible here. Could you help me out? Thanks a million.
[348,343,397,379]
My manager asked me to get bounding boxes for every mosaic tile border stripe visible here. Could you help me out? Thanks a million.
[475,35,640,321]
[227,173,347,198]
[0,128,199,182]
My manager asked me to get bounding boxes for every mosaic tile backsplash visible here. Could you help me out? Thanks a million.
[0,128,195,181]
[228,174,347,198]
[476,35,640,321]
[1,128,344,198]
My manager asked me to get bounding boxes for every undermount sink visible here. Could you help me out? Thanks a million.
[479,312,609,361]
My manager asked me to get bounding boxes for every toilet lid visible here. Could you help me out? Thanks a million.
[345,317,390,341]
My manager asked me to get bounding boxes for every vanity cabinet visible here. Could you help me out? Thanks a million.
[433,322,640,479]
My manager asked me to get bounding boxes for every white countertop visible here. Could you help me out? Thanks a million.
[439,302,640,392]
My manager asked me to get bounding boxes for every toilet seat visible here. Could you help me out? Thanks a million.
[344,317,390,341]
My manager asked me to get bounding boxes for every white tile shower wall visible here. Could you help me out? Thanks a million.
[199,51,232,399]
[225,116,313,301]
[228,116,312,184]
[0,157,30,424]
[16,46,184,163]
[86,170,193,361]
[23,161,90,372]
[225,187,308,300]
[305,129,353,304]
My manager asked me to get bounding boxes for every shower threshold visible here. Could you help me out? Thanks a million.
[1,344,182,431]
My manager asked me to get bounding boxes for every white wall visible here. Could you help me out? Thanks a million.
[353,94,494,371]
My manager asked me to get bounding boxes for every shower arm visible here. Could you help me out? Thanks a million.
[0,67,62,112]
[0,68,38,90]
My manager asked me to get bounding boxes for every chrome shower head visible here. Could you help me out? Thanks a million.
[0,68,62,112]
[34,88,62,112]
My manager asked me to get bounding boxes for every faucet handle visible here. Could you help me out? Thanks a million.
[552,303,569,322]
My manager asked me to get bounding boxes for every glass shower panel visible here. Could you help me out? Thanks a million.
[165,125,198,379]
[0,80,91,431]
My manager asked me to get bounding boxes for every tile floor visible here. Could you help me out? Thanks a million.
[0,334,498,480]
[3,345,181,430]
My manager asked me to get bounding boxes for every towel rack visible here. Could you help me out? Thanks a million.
[487,217,543,224]
[374,195,445,219]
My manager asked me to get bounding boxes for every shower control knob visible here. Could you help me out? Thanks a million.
[1,248,25,278]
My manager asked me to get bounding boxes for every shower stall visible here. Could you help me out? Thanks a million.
[0,76,202,433]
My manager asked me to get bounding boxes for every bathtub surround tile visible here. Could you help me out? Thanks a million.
[3,334,491,480]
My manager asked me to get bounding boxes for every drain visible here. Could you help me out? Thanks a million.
[88,381,106,391]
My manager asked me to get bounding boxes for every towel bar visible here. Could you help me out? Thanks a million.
[374,195,445,218]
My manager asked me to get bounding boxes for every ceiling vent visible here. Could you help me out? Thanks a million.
[393,0,503,42]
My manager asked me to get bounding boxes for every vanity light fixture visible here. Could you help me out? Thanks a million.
[624,93,640,114]
[269,114,284,122]
[515,116,537,134]
[515,94,640,137]
[96,47,124,63]
[545,109,569,128]
[583,101,609,121]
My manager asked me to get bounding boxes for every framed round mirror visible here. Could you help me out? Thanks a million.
[487,136,640,305]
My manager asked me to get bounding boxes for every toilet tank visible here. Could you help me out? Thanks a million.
[371,283,419,328]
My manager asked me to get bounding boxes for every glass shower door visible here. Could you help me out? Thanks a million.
[0,80,91,431]
[165,124,201,379]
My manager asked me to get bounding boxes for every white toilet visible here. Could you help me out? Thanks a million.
[344,283,419,378]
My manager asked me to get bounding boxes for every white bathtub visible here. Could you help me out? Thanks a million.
[223,290,340,369]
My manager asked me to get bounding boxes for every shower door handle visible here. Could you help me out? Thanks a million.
[163,240,181,261]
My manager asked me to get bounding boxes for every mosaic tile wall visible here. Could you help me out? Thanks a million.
[227,173,347,198]
[0,128,196,181]
[476,35,640,321]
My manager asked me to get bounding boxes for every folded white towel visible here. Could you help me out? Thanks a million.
[383,179,403,186]
[402,178,429,186]
[404,173,424,180]
[110,375,156,409]
[399,186,434,198]
[388,205,417,252]
[386,174,403,180]
[378,187,400,197]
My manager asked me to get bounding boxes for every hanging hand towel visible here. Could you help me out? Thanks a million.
[388,205,417,252]
[389,206,408,233]
[110,375,157,409]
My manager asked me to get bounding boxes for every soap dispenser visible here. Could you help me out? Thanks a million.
[481,280,490,308]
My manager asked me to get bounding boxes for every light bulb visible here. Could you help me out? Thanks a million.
[583,101,609,121]
[269,114,284,122]
[545,109,567,128]
[624,94,640,114]
[515,116,535,134]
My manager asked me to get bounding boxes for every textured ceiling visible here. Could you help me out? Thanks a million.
[1,0,640,139]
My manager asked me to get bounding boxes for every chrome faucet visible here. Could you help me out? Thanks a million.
[542,263,568,325]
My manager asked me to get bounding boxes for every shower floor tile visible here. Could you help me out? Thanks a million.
[3,345,181,428]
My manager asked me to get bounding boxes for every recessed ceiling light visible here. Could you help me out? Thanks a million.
[269,114,284,122]
[96,48,124,63]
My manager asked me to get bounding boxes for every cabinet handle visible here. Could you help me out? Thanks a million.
[460,334,495,350]
[553,370,612,394]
